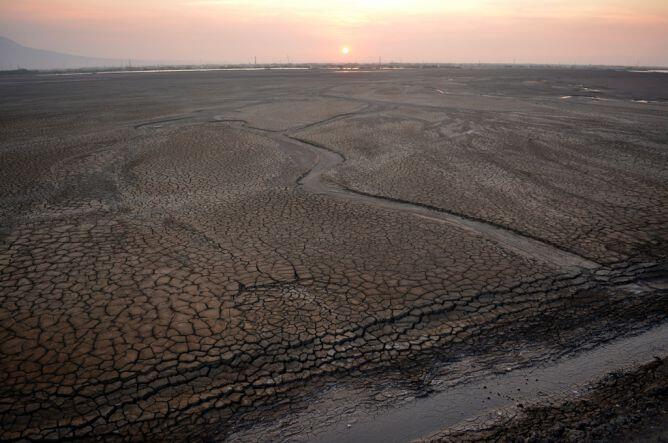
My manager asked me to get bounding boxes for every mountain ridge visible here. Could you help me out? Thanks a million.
[0,36,127,70]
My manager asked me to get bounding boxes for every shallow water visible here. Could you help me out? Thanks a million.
[312,322,668,443]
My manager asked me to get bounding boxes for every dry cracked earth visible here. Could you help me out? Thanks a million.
[1,67,667,442]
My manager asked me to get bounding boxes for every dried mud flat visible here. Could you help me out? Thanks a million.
[0,67,667,441]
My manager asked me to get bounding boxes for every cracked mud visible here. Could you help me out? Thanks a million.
[1,67,667,441]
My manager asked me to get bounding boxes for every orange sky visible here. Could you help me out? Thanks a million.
[1,0,667,65]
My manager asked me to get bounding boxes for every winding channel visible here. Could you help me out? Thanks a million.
[275,132,600,270]
[139,108,601,270]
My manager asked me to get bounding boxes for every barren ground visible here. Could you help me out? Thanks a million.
[1,67,667,441]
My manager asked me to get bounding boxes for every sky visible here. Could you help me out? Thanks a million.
[1,0,667,66]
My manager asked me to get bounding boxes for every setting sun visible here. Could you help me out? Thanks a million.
[341,46,350,55]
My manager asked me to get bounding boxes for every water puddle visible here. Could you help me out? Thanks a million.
[312,322,668,443]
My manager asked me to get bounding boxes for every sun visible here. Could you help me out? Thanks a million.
[341,46,350,56]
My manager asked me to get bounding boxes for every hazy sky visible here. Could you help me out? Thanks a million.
[1,0,667,65]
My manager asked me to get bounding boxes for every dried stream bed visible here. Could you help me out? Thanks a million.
[1,67,667,441]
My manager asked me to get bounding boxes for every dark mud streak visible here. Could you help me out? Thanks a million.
[134,116,191,129]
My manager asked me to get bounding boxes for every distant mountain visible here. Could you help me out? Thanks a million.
[0,36,125,70]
